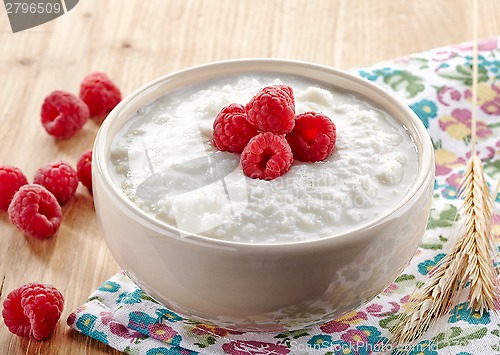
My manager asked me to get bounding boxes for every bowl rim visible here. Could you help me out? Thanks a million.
[93,58,434,250]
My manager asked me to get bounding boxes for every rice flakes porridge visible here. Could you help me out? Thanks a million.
[109,74,418,244]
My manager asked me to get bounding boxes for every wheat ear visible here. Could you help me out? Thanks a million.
[458,155,497,312]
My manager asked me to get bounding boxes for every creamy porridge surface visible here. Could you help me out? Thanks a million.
[109,74,418,244]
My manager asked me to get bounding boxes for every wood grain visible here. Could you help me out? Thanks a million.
[1,1,499,353]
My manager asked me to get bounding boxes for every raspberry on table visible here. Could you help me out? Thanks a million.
[286,111,336,162]
[2,283,64,340]
[77,149,92,192]
[241,132,293,180]
[0,166,28,210]
[213,103,258,153]
[79,72,122,117]
[8,184,62,239]
[41,90,90,139]
[245,85,296,134]
[34,161,79,205]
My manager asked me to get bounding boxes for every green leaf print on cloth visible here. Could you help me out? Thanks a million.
[439,64,489,86]
[382,70,426,98]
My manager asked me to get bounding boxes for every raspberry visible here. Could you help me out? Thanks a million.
[41,91,90,139]
[241,132,293,180]
[0,166,28,210]
[34,161,79,205]
[245,85,295,134]
[77,149,92,191]
[213,103,258,153]
[79,72,122,117]
[2,283,64,340]
[286,111,336,162]
[8,184,62,239]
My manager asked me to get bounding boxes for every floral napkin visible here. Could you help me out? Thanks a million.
[68,37,500,355]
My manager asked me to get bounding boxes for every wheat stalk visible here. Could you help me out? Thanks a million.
[391,0,499,347]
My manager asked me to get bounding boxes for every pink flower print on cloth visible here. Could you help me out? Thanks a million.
[439,108,492,141]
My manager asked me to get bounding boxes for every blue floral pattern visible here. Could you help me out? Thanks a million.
[75,313,109,345]
[417,253,446,275]
[98,281,121,293]
[449,303,491,325]
[307,334,333,349]
[410,99,438,127]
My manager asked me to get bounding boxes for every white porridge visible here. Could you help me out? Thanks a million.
[109,74,418,244]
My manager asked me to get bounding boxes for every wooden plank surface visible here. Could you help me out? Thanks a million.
[0,0,499,353]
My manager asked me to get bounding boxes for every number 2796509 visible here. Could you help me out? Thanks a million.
[5,2,63,14]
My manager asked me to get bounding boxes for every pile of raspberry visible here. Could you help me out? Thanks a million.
[0,154,92,240]
[213,84,337,180]
[0,72,116,341]
[0,157,91,342]
[41,72,121,139]
[1,72,118,240]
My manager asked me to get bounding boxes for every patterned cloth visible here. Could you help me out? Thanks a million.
[68,37,500,355]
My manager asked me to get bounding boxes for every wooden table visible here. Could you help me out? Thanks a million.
[1,1,499,353]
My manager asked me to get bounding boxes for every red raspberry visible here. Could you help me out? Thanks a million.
[77,149,92,191]
[34,161,79,205]
[41,90,90,139]
[286,111,336,162]
[80,72,122,117]
[245,85,295,134]
[213,103,258,153]
[0,166,28,210]
[2,283,64,340]
[8,184,62,239]
[241,132,293,180]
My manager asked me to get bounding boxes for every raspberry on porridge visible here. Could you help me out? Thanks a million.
[109,74,418,244]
